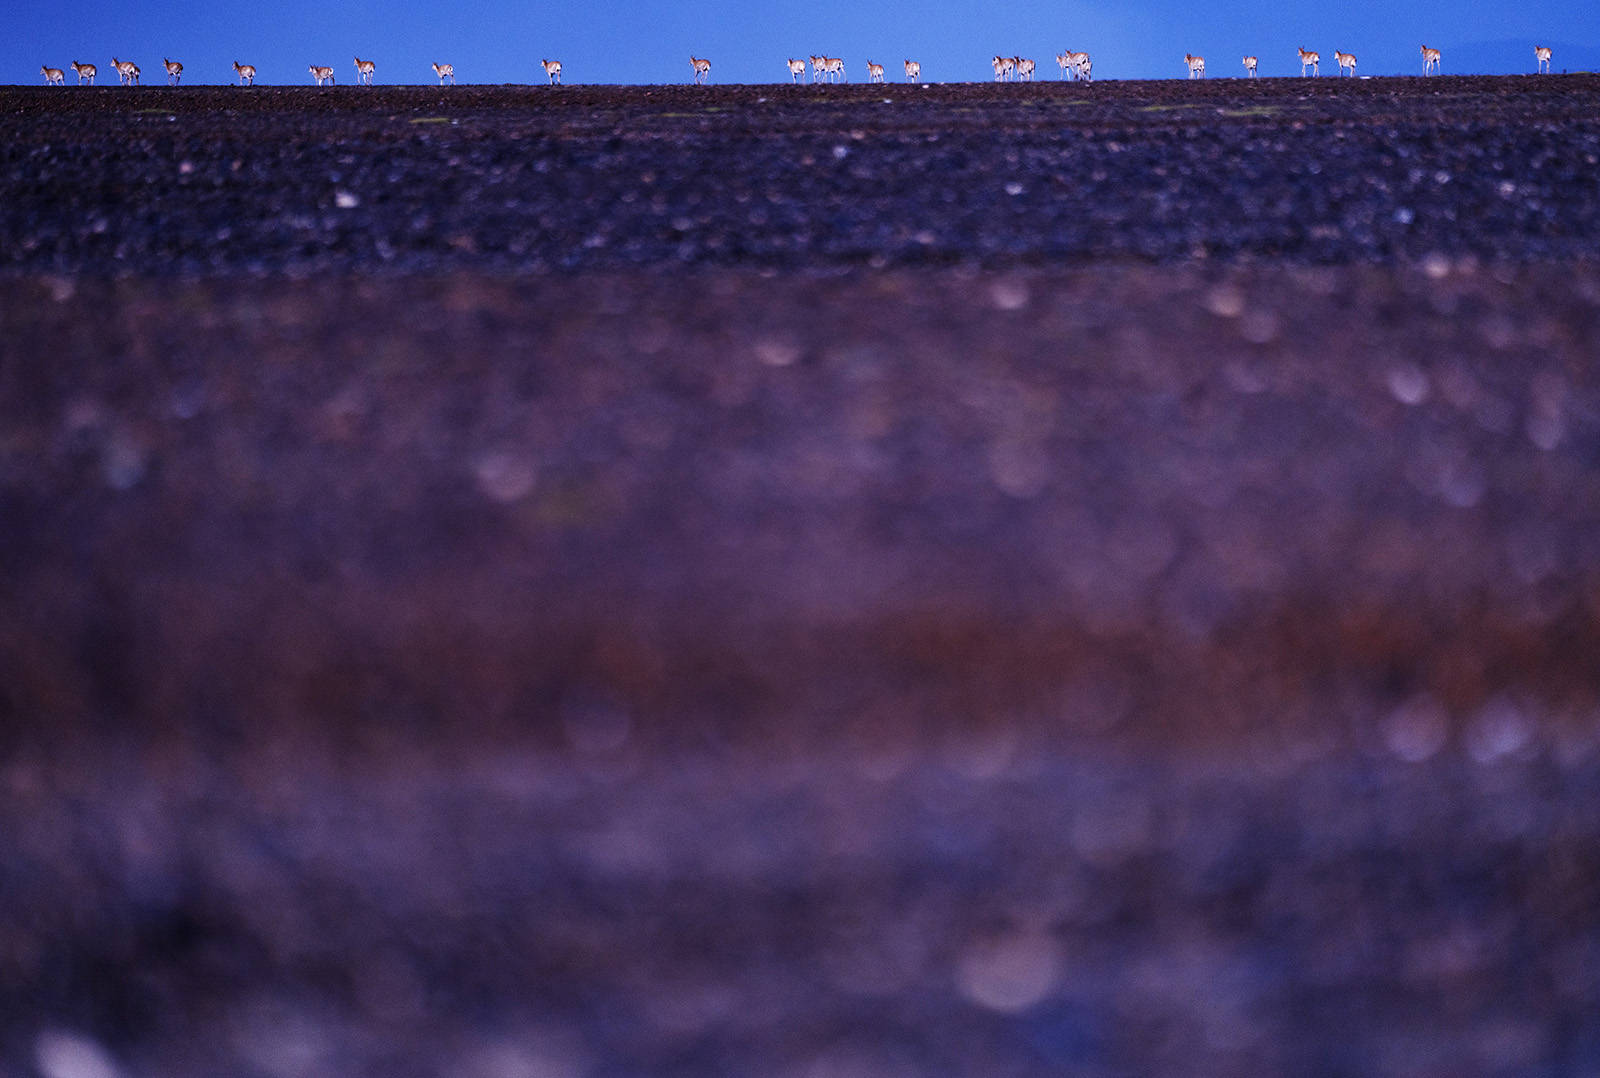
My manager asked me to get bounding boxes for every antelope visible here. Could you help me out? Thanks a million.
[354,56,375,84]
[992,55,1015,80]
[309,64,335,86]
[1334,50,1357,76]
[71,61,96,84]
[112,58,140,85]
[1535,46,1552,73]
[823,56,845,82]
[1298,47,1319,76]
[690,56,710,84]
[1078,56,1093,81]
[1057,50,1090,80]
[41,66,65,85]
[904,59,921,82]
[432,62,455,84]
[542,59,562,83]
[1421,45,1440,75]
[163,58,182,84]
[232,61,256,85]
[1242,55,1258,77]
[1184,54,1205,78]
[809,55,826,82]
[866,61,885,83]
[1015,56,1036,80]
[787,58,806,82]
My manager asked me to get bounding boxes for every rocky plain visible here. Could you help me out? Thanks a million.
[3,76,1600,1076]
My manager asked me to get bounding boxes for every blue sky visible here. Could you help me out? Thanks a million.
[14,0,1600,85]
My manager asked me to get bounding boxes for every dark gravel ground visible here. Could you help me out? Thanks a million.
[4,80,1600,1077]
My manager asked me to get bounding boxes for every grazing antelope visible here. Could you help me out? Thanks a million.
[163,58,182,84]
[1334,50,1357,76]
[787,58,806,82]
[904,59,921,82]
[1184,53,1205,78]
[71,61,96,84]
[866,61,885,83]
[309,64,335,86]
[992,55,1015,80]
[1015,56,1036,80]
[432,62,455,84]
[1535,46,1552,73]
[1242,55,1258,77]
[354,56,375,84]
[1421,45,1440,74]
[690,55,711,84]
[1298,47,1319,76]
[41,66,65,85]
[112,58,140,85]
[540,59,562,84]
[232,61,256,85]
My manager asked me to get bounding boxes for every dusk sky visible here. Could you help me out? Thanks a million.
[15,0,1600,86]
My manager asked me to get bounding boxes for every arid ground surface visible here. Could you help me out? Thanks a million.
[4,79,1600,1076]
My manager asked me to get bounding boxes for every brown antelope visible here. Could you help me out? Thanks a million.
[1421,45,1440,74]
[866,61,885,83]
[822,56,845,82]
[808,55,826,82]
[1015,56,1036,80]
[1058,50,1090,80]
[112,58,140,85]
[992,55,1015,80]
[309,64,335,86]
[354,56,375,84]
[1535,46,1552,73]
[786,58,806,82]
[1184,54,1205,78]
[1242,55,1258,77]
[690,56,711,84]
[1298,47,1319,76]
[232,61,256,85]
[432,62,455,84]
[1078,56,1093,81]
[541,59,562,84]
[41,66,65,85]
[904,59,921,82]
[70,60,96,84]
[1334,50,1356,76]
[162,58,182,84]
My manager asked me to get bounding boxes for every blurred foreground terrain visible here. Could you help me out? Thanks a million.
[3,78,1600,1076]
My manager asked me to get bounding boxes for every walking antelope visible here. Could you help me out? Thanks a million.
[1334,50,1357,76]
[354,56,375,84]
[1184,53,1205,78]
[866,61,885,83]
[1078,56,1093,81]
[1535,45,1552,73]
[822,56,845,82]
[904,59,921,82]
[432,62,455,84]
[808,55,825,82]
[992,55,1015,80]
[1421,45,1440,74]
[232,61,256,85]
[112,58,140,85]
[71,61,96,84]
[309,64,335,85]
[1298,47,1319,76]
[1015,56,1036,80]
[690,55,710,84]
[787,58,806,82]
[163,58,182,84]
[1057,50,1090,80]
[1242,55,1258,77]
[541,59,562,83]
[41,66,65,85]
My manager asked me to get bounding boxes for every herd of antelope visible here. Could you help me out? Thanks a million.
[37,44,1560,88]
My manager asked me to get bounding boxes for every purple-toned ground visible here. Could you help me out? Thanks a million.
[2,80,1600,1077]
